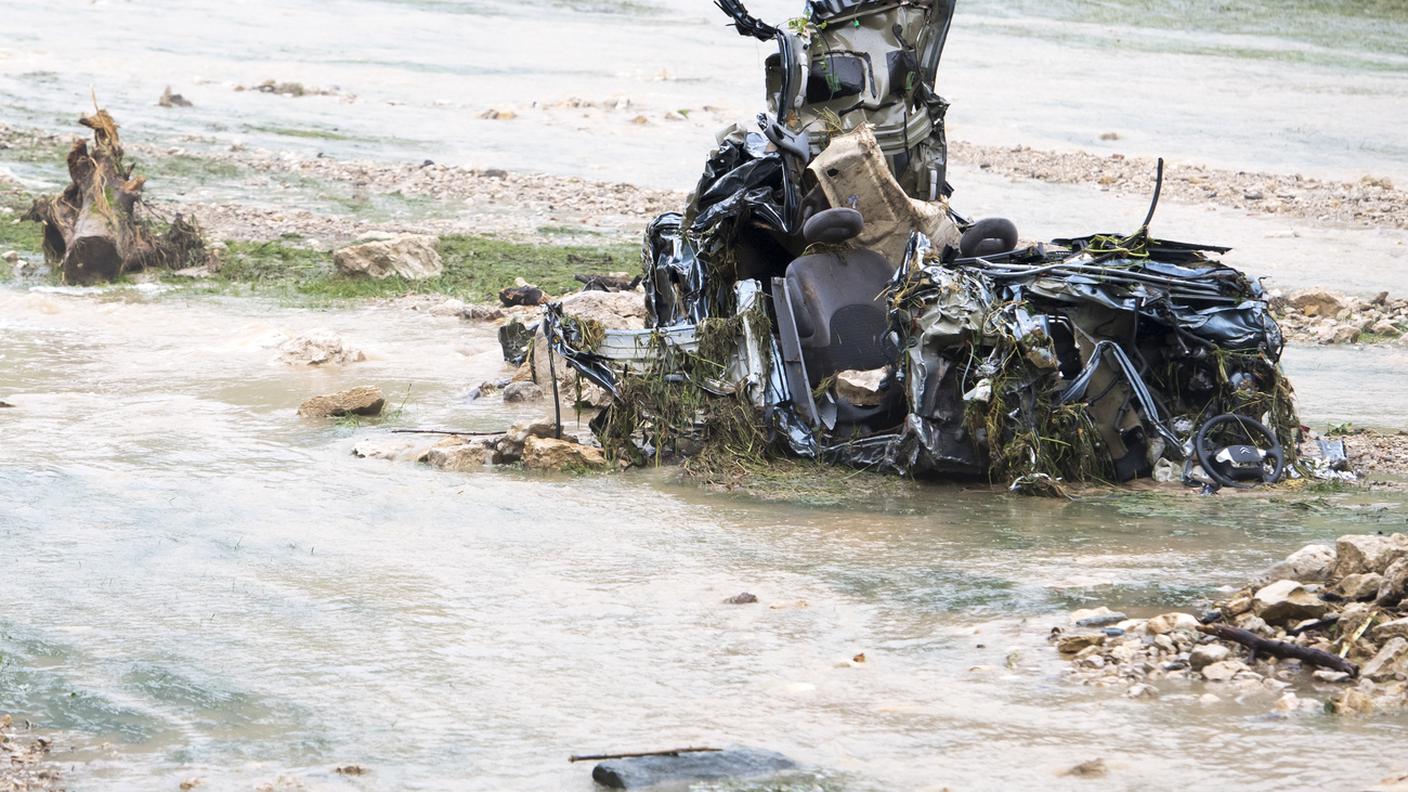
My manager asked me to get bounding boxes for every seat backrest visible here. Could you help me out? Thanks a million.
[783,249,894,383]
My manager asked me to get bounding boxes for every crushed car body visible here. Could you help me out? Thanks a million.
[543,0,1299,492]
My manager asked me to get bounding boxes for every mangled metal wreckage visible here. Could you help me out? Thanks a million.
[545,0,1298,491]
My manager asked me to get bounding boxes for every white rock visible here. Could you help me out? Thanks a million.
[277,330,366,366]
[1146,612,1200,635]
[835,368,888,406]
[1252,579,1328,625]
[1189,644,1230,671]
[428,297,467,317]
[1200,660,1246,682]
[422,437,493,472]
[333,234,443,280]
[1261,543,1335,583]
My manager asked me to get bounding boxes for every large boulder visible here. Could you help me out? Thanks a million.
[334,234,443,280]
[297,386,384,418]
[1251,579,1327,625]
[1331,534,1408,580]
[521,435,606,472]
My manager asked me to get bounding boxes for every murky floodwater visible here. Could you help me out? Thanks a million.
[4,1,1408,789]
[1,0,1405,188]
[2,286,1408,791]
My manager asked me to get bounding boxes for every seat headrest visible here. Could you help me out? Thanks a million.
[802,207,864,245]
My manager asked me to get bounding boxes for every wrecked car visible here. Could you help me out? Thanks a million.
[543,0,1298,492]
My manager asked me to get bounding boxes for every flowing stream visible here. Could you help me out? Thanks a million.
[1,287,1407,790]
[3,0,1408,789]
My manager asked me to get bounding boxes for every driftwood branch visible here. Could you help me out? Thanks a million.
[569,747,721,763]
[1200,623,1358,676]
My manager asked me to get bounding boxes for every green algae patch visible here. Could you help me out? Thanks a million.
[205,234,637,305]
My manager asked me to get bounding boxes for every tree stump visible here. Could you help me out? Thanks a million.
[23,109,204,284]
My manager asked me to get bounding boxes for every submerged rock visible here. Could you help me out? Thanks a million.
[1060,758,1107,778]
[333,234,443,280]
[277,330,365,366]
[297,386,384,418]
[591,748,796,789]
[422,436,493,472]
[502,381,544,403]
[1071,607,1126,628]
[351,436,428,462]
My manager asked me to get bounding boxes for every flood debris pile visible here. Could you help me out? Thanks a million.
[22,108,208,284]
[544,0,1299,492]
[1056,533,1408,715]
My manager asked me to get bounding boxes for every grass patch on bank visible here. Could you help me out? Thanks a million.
[211,234,638,304]
[0,211,43,257]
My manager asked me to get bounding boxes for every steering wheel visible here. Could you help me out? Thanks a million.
[1194,413,1286,488]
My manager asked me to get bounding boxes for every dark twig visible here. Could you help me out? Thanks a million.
[569,747,722,763]
[1200,623,1358,676]
[389,428,506,436]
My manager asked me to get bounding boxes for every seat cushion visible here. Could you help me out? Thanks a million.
[783,249,895,383]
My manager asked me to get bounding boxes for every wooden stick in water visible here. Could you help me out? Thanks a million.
[388,428,507,436]
[1200,623,1358,676]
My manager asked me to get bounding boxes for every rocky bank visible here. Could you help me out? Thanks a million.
[1055,533,1408,717]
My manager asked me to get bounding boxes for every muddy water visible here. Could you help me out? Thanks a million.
[2,286,1408,791]
[1,0,1405,188]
